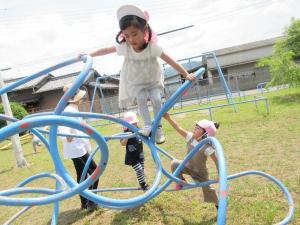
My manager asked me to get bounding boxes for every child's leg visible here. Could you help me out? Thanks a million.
[149,88,165,143]
[191,174,219,206]
[140,160,145,171]
[148,87,162,125]
[171,159,190,190]
[136,90,152,136]
[171,159,187,181]
[136,90,152,126]
[132,162,148,189]
[202,186,219,205]
[32,142,37,153]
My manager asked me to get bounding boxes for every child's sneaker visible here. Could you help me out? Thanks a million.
[140,183,149,191]
[174,184,183,190]
[85,201,99,212]
[174,178,186,190]
[156,126,165,144]
[139,126,152,136]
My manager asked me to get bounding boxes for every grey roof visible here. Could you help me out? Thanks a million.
[88,82,119,89]
[206,36,282,69]
[209,36,280,57]
[34,70,94,93]
[99,74,120,81]
[163,60,203,78]
[4,75,52,92]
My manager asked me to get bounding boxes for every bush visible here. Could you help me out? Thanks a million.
[0,102,28,131]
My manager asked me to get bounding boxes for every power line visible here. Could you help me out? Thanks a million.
[12,25,195,68]
[157,25,194,36]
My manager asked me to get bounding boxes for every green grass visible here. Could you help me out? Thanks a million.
[0,87,299,225]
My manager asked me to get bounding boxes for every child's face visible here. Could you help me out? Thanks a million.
[132,122,138,127]
[124,122,138,131]
[193,124,205,139]
[122,25,145,51]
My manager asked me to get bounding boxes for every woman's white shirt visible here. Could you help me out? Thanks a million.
[59,104,91,159]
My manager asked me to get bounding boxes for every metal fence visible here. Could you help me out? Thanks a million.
[38,71,271,115]
[87,71,271,115]
[165,73,270,104]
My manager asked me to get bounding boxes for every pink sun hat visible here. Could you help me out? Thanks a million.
[123,111,139,124]
[195,120,217,137]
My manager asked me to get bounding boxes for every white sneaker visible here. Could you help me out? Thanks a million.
[139,126,152,136]
[156,126,165,144]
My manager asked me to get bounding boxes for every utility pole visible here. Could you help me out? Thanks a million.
[0,67,28,168]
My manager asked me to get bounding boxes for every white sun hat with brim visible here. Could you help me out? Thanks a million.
[195,119,217,137]
[63,83,86,103]
[117,4,149,22]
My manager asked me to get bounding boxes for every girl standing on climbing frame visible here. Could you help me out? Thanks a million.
[84,4,195,144]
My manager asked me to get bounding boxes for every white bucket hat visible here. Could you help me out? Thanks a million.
[63,83,86,103]
[117,4,149,22]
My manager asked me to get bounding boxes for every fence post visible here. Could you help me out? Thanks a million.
[209,108,213,120]
[254,96,258,111]
[265,98,270,114]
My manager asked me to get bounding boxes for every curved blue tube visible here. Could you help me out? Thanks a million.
[0,57,294,225]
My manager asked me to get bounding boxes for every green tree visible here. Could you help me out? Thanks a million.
[256,18,300,87]
[0,102,28,130]
[283,18,300,59]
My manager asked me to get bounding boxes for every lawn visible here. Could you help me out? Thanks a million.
[0,87,299,225]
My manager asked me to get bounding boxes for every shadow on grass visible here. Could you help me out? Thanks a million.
[0,167,13,175]
[182,217,217,225]
[271,93,300,105]
[111,203,217,225]
[47,207,104,225]
[24,151,42,157]
[111,205,147,225]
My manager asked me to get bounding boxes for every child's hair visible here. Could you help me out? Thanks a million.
[115,15,152,47]
[214,122,220,129]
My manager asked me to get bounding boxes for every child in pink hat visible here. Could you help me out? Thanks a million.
[163,113,220,210]
[85,4,195,144]
[120,111,149,191]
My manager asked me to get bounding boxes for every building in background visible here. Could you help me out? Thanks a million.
[2,36,282,114]
[206,36,277,91]
[3,69,119,113]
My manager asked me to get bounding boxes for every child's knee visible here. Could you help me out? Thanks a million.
[171,159,181,171]
[151,95,162,107]
[136,95,147,105]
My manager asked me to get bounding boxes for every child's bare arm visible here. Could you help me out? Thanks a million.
[160,52,195,81]
[90,46,116,57]
[66,137,73,142]
[163,113,188,138]
[120,138,128,146]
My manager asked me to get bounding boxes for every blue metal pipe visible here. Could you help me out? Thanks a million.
[0,56,294,225]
